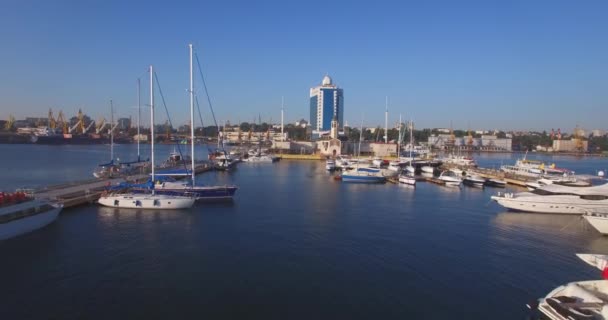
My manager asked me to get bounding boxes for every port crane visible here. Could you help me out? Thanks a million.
[67,109,85,134]
[57,111,68,134]
[48,109,56,130]
[83,119,95,134]
[95,118,109,134]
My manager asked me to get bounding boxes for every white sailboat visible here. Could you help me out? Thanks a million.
[98,65,195,210]
[151,44,238,200]
[398,120,416,186]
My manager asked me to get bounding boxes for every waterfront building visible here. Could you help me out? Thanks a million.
[317,115,343,157]
[310,75,344,139]
[117,117,131,131]
[552,138,588,152]
[428,134,512,151]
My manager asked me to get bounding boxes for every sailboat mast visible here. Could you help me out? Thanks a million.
[385,96,388,144]
[110,99,114,161]
[150,65,155,186]
[398,114,402,157]
[409,120,413,158]
[137,78,141,160]
[137,78,141,161]
[281,96,284,142]
[189,44,195,186]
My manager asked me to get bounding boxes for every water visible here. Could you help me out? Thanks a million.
[1,145,607,319]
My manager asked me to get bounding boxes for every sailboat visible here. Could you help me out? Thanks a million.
[399,120,416,185]
[342,119,386,183]
[98,65,195,209]
[93,100,120,178]
[119,78,149,173]
[146,44,238,200]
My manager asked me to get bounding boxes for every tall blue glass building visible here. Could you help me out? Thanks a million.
[310,75,343,138]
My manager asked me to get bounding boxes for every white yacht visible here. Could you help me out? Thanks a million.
[0,191,62,240]
[492,183,608,214]
[463,175,486,188]
[583,209,608,235]
[438,171,462,187]
[421,166,434,174]
[387,160,402,172]
[532,254,608,320]
[398,172,416,186]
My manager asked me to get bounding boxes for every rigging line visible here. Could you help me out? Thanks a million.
[194,95,204,131]
[153,71,189,173]
[194,52,227,157]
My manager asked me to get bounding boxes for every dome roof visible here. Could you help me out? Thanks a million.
[322,75,332,86]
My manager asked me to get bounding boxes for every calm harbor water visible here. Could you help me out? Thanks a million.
[1,144,607,319]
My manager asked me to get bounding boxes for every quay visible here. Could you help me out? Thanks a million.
[33,163,213,209]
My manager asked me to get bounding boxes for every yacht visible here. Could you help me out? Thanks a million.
[530,254,608,320]
[583,209,608,235]
[421,166,434,174]
[387,160,402,172]
[326,159,336,171]
[463,175,486,188]
[438,171,462,187]
[341,167,387,183]
[0,190,62,240]
[491,183,608,214]
[398,172,416,186]
[485,178,506,188]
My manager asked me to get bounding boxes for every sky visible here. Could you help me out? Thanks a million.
[0,0,606,132]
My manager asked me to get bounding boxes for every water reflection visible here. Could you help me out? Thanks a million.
[493,211,582,234]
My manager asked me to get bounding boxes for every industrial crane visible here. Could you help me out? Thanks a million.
[48,108,56,130]
[83,120,95,134]
[68,109,84,134]
[96,117,108,134]
[57,111,68,134]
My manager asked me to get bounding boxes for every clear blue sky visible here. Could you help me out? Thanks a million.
[1,0,606,132]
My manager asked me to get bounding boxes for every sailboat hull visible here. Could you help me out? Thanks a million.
[148,186,238,200]
[98,194,195,209]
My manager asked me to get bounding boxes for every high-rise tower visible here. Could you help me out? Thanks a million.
[309,75,344,138]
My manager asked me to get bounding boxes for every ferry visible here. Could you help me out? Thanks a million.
[0,190,62,240]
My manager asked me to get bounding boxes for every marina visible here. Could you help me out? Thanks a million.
[1,1,607,318]
[1,143,607,319]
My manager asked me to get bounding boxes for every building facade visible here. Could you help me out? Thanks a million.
[310,75,344,139]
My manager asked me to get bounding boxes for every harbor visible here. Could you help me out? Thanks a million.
[2,1,608,318]
[1,143,607,319]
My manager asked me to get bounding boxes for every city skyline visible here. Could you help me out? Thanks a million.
[0,1,606,131]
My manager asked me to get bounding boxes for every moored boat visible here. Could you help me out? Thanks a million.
[398,172,416,186]
[0,190,62,240]
[583,209,608,235]
[485,178,506,188]
[531,254,608,320]
[341,167,387,183]
[438,171,462,187]
[463,175,486,188]
[421,166,434,174]
[491,183,608,215]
